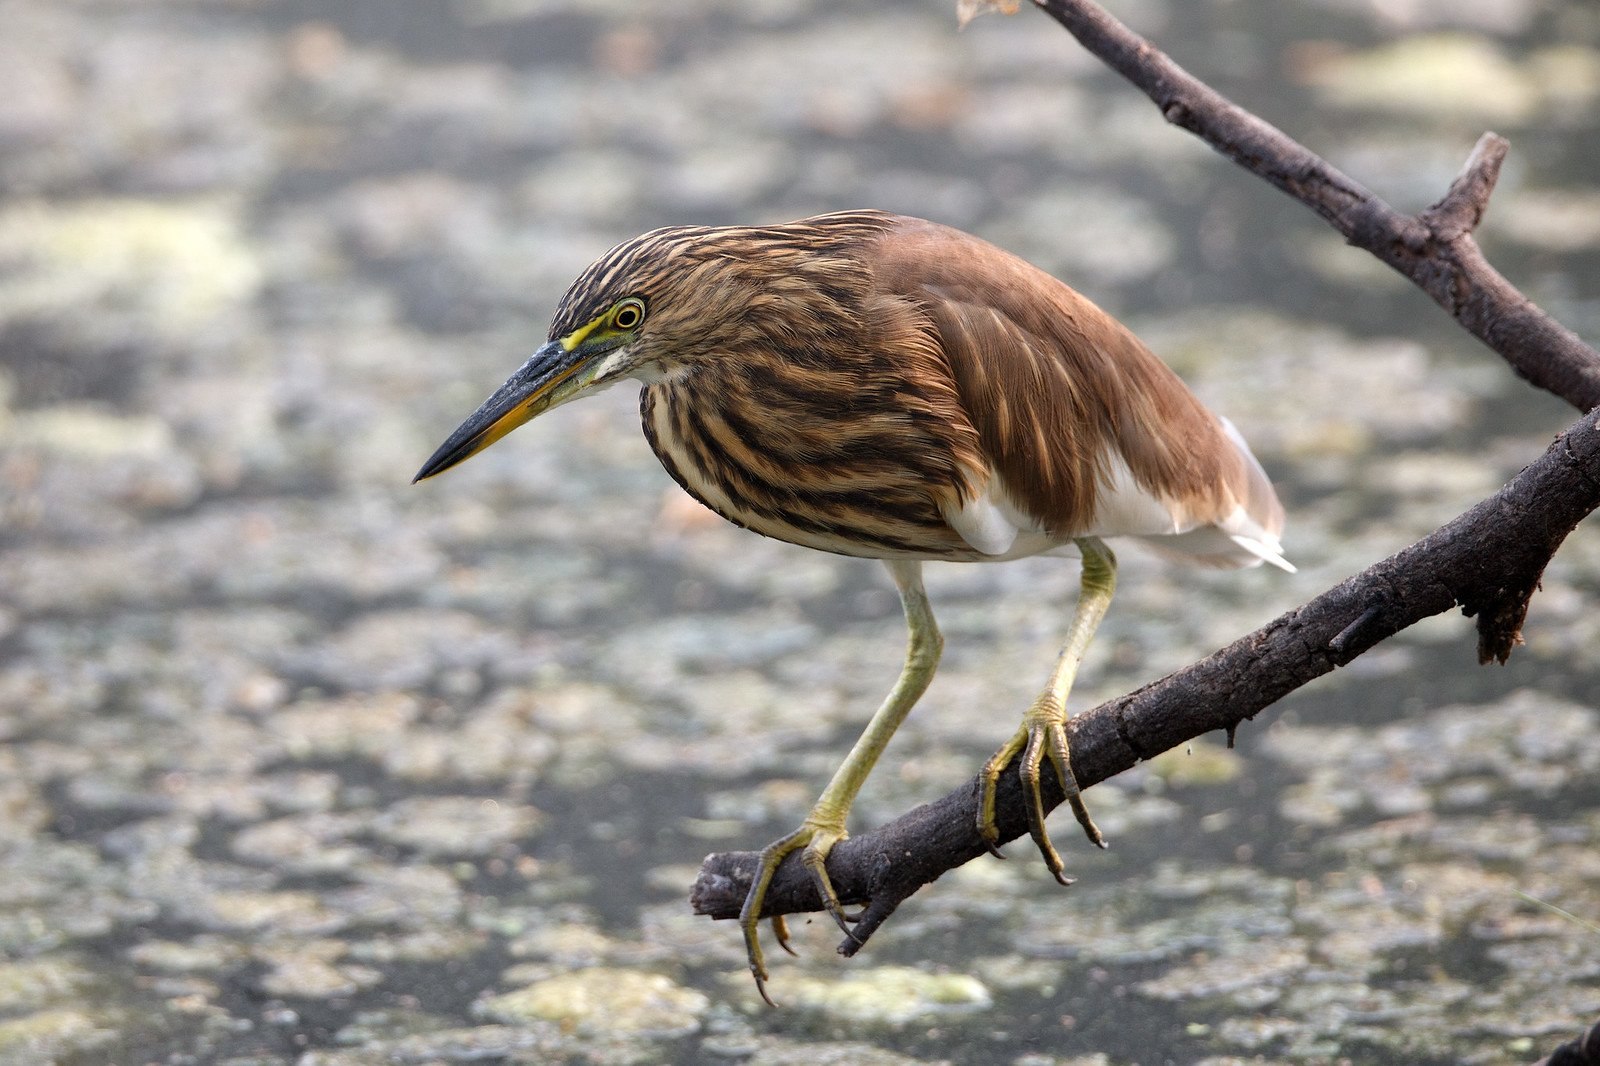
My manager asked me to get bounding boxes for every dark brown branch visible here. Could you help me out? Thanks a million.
[692,0,1600,951]
[1424,134,1506,238]
[1033,0,1600,413]
[693,406,1600,941]
[1536,1016,1600,1066]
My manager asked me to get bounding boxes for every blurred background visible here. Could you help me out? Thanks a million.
[1,0,1598,1063]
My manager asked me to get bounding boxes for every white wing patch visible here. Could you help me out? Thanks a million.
[1215,417,1294,572]
[1131,418,1295,572]
[1218,507,1295,572]
[943,420,1295,572]
[941,476,1062,560]
[1089,452,1188,537]
[941,490,1020,556]
[1141,507,1295,572]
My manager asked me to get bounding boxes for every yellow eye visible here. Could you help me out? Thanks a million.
[611,299,645,331]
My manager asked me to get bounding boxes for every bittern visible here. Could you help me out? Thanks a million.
[415,210,1292,1002]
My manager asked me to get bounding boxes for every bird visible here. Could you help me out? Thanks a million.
[414,209,1293,1003]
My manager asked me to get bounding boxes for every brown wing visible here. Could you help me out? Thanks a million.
[867,215,1281,545]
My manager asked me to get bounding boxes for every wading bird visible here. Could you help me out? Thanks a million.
[415,210,1292,1003]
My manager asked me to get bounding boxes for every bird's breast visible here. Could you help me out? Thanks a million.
[638,367,982,560]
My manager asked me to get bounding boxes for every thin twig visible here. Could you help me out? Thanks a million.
[1424,134,1508,238]
[1032,0,1600,413]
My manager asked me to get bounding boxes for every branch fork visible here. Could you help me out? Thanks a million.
[1423,133,1508,239]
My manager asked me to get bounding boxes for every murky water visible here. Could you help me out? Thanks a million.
[1,0,1597,1063]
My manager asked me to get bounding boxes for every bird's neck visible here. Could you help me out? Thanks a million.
[630,361,695,387]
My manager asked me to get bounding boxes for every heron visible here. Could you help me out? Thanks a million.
[415,210,1292,1002]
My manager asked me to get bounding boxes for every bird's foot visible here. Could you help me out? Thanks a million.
[739,814,853,1006]
[977,695,1106,883]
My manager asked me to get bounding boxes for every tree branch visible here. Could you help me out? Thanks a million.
[691,0,1600,955]
[1536,1015,1600,1066]
[1032,0,1600,413]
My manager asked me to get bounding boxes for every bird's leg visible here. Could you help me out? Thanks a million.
[978,537,1115,882]
[740,559,941,1004]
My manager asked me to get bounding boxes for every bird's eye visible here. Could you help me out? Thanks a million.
[611,299,645,331]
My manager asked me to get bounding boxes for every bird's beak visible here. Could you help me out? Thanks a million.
[413,339,587,482]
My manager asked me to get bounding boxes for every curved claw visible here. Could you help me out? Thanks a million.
[738,818,849,1004]
[978,697,1105,884]
[803,844,858,939]
[1044,725,1106,852]
[977,730,1026,850]
[771,915,797,957]
[1018,717,1073,884]
[739,842,786,1007]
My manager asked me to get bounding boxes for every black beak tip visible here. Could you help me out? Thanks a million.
[413,436,468,485]
[410,339,562,486]
[412,455,441,485]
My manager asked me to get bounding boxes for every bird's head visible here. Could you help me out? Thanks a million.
[412,227,704,484]
[413,211,891,483]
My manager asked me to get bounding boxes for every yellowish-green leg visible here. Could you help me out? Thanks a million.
[977,537,1115,882]
[740,558,942,1005]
